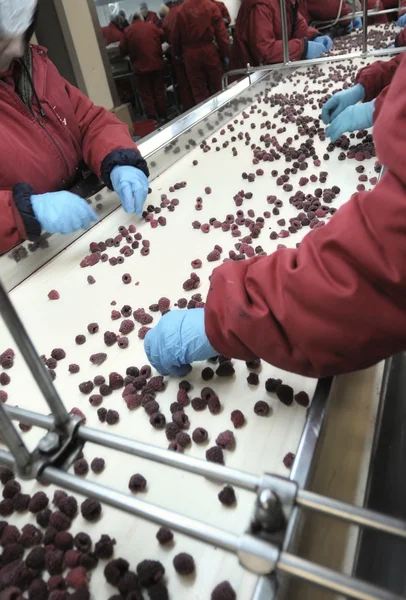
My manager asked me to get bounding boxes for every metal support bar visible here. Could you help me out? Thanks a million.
[279,0,290,64]
[0,404,32,476]
[0,281,69,428]
[313,6,402,27]
[362,0,369,55]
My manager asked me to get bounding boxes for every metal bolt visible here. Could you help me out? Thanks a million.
[259,489,279,511]
[38,432,60,455]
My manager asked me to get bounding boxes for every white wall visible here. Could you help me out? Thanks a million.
[225,0,240,21]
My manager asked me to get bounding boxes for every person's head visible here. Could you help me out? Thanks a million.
[132,11,141,22]
[111,13,127,30]
[140,2,148,18]
[159,4,169,18]
[0,0,37,73]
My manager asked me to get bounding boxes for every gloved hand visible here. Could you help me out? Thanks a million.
[345,21,353,33]
[325,101,375,142]
[353,16,362,29]
[223,56,230,69]
[306,41,327,60]
[321,83,365,124]
[313,35,333,51]
[31,191,98,235]
[110,165,149,216]
[397,13,406,27]
[144,308,217,377]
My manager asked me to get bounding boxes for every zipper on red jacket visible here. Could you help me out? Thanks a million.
[0,80,70,180]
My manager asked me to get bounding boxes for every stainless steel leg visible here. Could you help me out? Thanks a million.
[279,0,290,64]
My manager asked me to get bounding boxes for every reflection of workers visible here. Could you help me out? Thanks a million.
[120,14,167,122]
[231,0,333,69]
[172,0,229,104]
[101,12,128,45]
[145,56,406,379]
[323,53,403,140]
[299,0,362,32]
[140,2,162,27]
[0,0,149,255]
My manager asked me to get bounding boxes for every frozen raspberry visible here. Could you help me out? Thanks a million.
[144,400,160,416]
[81,498,101,521]
[89,353,107,366]
[46,357,58,369]
[90,458,105,474]
[119,320,135,335]
[29,492,49,513]
[0,390,7,403]
[13,493,30,512]
[165,422,180,441]
[118,570,141,596]
[73,459,89,476]
[94,534,115,559]
[109,372,124,390]
[0,467,13,484]
[3,480,21,499]
[157,297,170,313]
[1,542,24,565]
[208,395,221,415]
[117,336,129,349]
[283,452,295,469]
[106,410,120,425]
[211,581,236,600]
[75,335,86,345]
[53,489,67,507]
[216,362,235,377]
[59,496,78,519]
[0,499,13,516]
[133,309,153,325]
[20,524,42,548]
[207,249,220,262]
[36,508,51,528]
[168,442,183,452]
[265,378,282,393]
[99,384,112,398]
[149,412,166,429]
[276,384,294,406]
[54,531,73,551]
[216,430,235,450]
[230,410,245,428]
[66,566,88,589]
[139,365,151,379]
[48,290,60,300]
[45,549,64,575]
[111,310,121,321]
[206,446,224,464]
[74,532,92,553]
[69,364,80,374]
[89,394,103,407]
[78,381,94,395]
[104,557,129,586]
[48,369,56,381]
[125,394,141,410]
[28,578,48,600]
[43,526,57,545]
[51,348,66,361]
[104,331,117,347]
[50,511,71,531]
[176,388,190,406]
[172,411,189,429]
[294,391,310,407]
[48,574,67,591]
[136,560,165,587]
[138,326,151,339]
[218,486,236,507]
[176,432,191,448]
[1,524,20,545]
[191,259,202,269]
[26,546,46,570]
[173,552,195,575]
[254,401,270,416]
[64,549,80,569]
[247,372,260,386]
[87,323,99,335]
[122,273,132,284]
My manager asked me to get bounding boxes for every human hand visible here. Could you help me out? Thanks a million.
[397,13,406,27]
[306,41,327,60]
[325,101,375,142]
[353,16,362,29]
[110,165,149,216]
[31,191,98,234]
[313,35,333,51]
[321,83,365,124]
[144,308,217,376]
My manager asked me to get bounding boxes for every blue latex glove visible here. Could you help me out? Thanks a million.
[353,16,362,29]
[306,41,327,59]
[345,21,353,33]
[144,308,216,377]
[31,191,98,235]
[313,35,333,51]
[326,101,375,142]
[321,83,365,124]
[110,165,149,216]
[397,13,406,27]
[223,56,230,69]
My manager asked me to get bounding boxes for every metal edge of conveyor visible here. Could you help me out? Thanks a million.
[353,354,406,596]
[253,377,333,600]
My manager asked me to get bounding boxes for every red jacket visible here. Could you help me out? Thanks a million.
[355,53,404,112]
[206,55,406,378]
[215,0,232,23]
[162,4,181,44]
[145,10,162,27]
[120,20,165,73]
[172,0,230,60]
[302,0,352,26]
[231,0,319,69]
[101,22,124,45]
[395,27,406,47]
[0,45,147,255]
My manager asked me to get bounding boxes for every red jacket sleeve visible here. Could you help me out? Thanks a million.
[212,4,230,59]
[355,54,403,102]
[119,31,129,56]
[205,54,406,378]
[294,9,319,40]
[63,81,140,179]
[399,0,406,14]
[171,14,182,58]
[248,4,305,64]
[0,190,27,255]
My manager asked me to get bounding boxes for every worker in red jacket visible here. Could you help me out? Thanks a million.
[214,0,232,24]
[120,15,167,121]
[140,2,162,27]
[322,52,404,141]
[0,0,149,257]
[145,55,406,379]
[231,0,333,70]
[172,0,230,104]
[300,0,361,31]
[101,13,127,46]
[397,0,406,25]
[362,0,388,24]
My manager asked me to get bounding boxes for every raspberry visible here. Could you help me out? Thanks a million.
[118,571,141,596]
[54,531,73,551]
[13,493,30,512]
[247,373,259,385]
[191,259,202,269]
[26,546,46,570]
[73,459,89,476]
[59,496,78,519]
[46,357,58,369]
[133,309,153,325]
[53,489,67,507]
[109,372,124,390]
[106,410,120,425]
[218,486,236,506]
[0,467,13,484]
[75,335,86,345]
[176,432,191,448]
[104,331,117,347]
[165,422,180,441]
[45,549,64,575]
[74,532,92,553]
[20,524,42,548]
[158,297,170,312]
[1,542,24,565]
[265,378,282,393]
[89,394,102,407]
[177,388,190,406]
[206,446,224,464]
[51,348,66,361]
[215,430,235,450]
[211,581,236,600]
[81,498,102,521]
[216,362,235,377]
[125,394,141,410]
[99,384,112,397]
[168,442,183,452]
[0,499,13,516]
[91,458,105,474]
[230,410,245,428]
[66,566,88,589]
[138,326,151,339]
[49,511,71,531]
[126,366,140,377]
[136,560,165,587]
[104,558,129,586]
[3,480,21,499]
[276,384,294,406]
[119,320,135,335]
[28,578,48,600]
[172,411,189,429]
[207,250,221,262]
[140,364,151,378]
[117,336,129,349]
[69,364,80,374]
[144,400,159,416]
[149,412,166,429]
[36,508,51,528]
[43,526,57,545]
[122,273,132,284]
[64,549,80,569]
[0,390,7,403]
[95,534,115,559]
[283,452,295,469]
[254,401,270,416]
[87,275,96,285]
[1,524,20,545]
[191,396,206,411]
[294,391,310,407]
[89,353,107,367]
[29,492,49,513]
[48,574,67,591]
[173,553,195,575]
[208,395,221,415]
[78,381,94,395]
[48,290,60,300]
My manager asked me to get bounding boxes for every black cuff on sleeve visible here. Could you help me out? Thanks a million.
[302,38,309,59]
[13,183,41,241]
[395,33,400,47]
[101,148,150,189]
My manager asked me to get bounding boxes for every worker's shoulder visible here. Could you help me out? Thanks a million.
[29,44,49,59]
